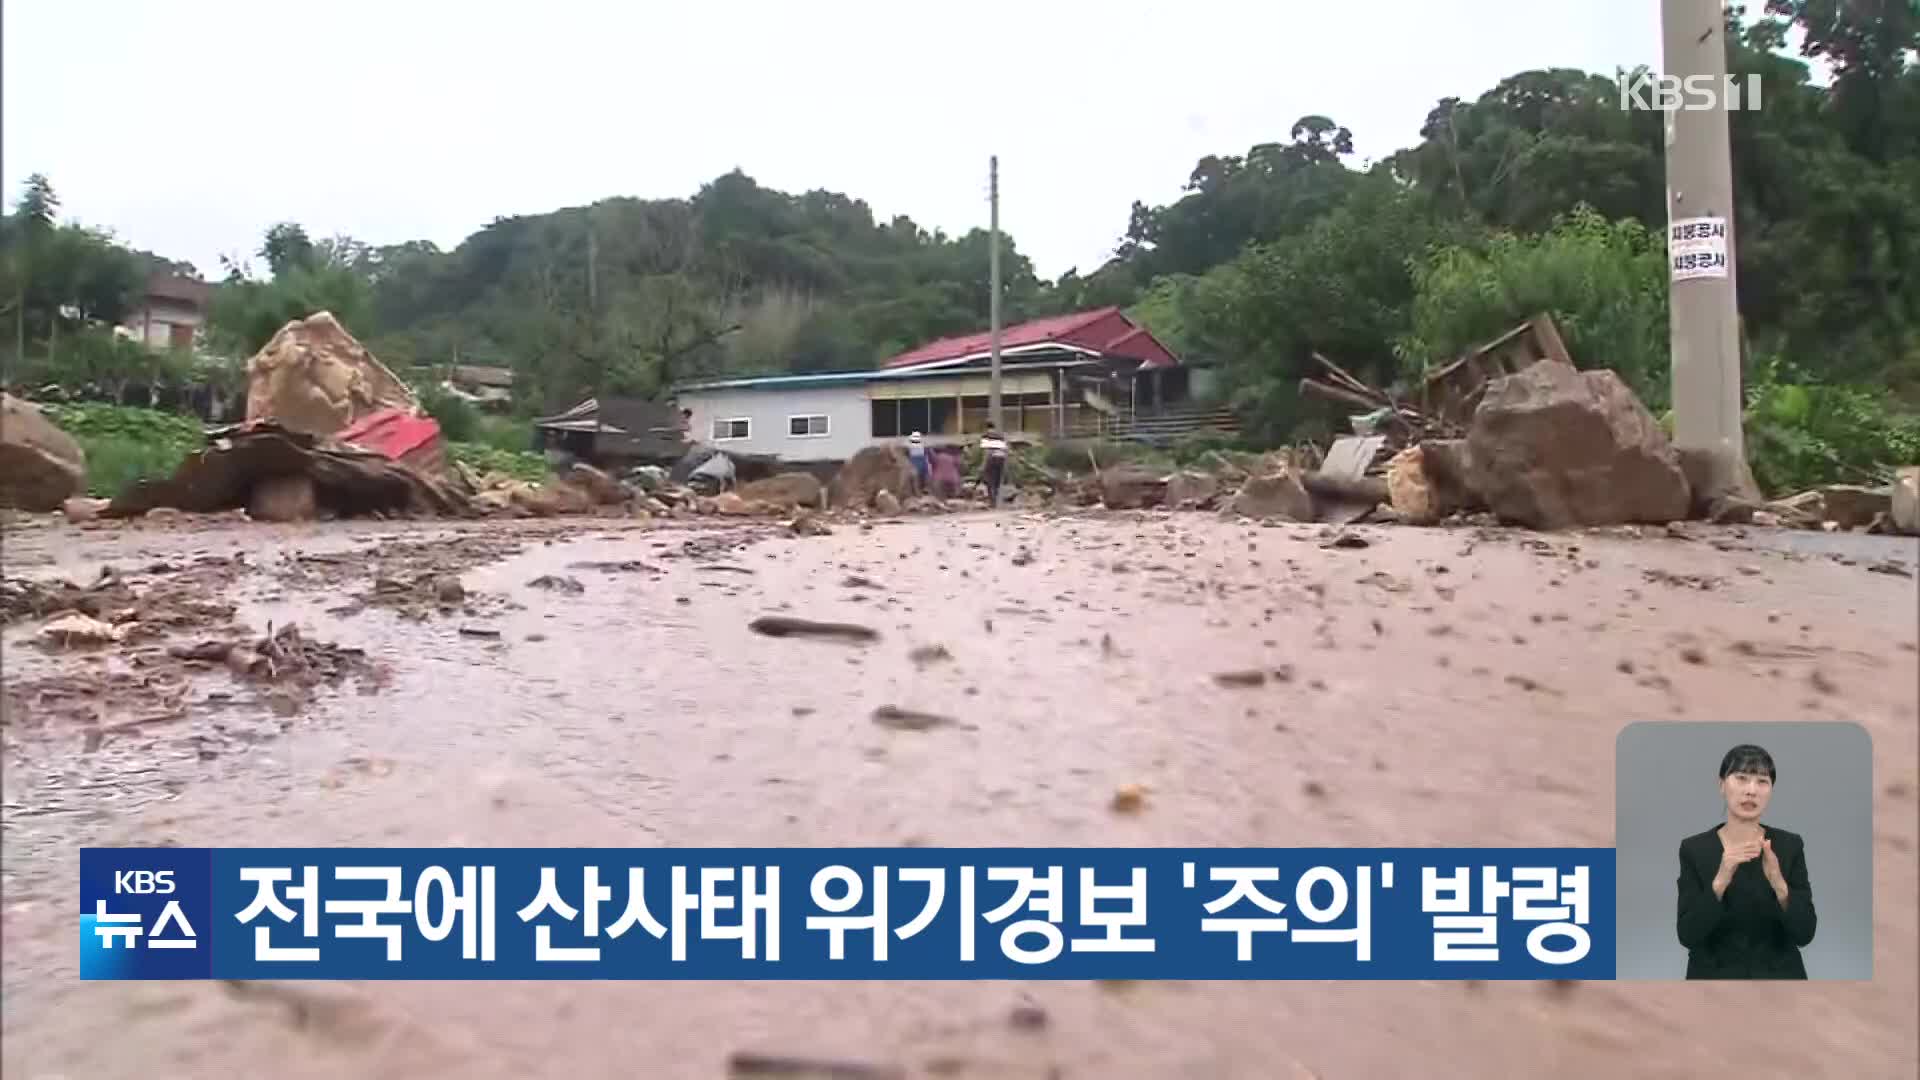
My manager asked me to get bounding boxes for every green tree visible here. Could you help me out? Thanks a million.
[1397,206,1670,406]
[259,222,318,277]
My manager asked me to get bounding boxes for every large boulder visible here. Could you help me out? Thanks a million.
[737,471,824,509]
[1,393,87,511]
[248,474,318,522]
[1386,440,1479,525]
[511,482,591,517]
[1163,471,1221,510]
[563,462,627,505]
[1100,465,1167,510]
[829,445,915,509]
[1228,467,1314,522]
[1465,363,1690,529]
[1891,467,1919,535]
[245,312,418,437]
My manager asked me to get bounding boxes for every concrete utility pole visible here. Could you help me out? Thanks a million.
[1661,0,1759,500]
[988,155,1003,431]
[587,223,602,446]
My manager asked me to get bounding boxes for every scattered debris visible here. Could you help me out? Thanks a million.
[39,612,125,646]
[789,511,834,537]
[908,644,953,667]
[1213,669,1268,688]
[1320,532,1370,550]
[571,559,662,574]
[749,616,879,642]
[62,496,109,523]
[870,705,960,732]
[103,419,469,521]
[1111,784,1148,814]
[726,1051,907,1079]
[1642,568,1721,591]
[1008,1002,1049,1032]
[457,626,502,639]
[528,575,585,594]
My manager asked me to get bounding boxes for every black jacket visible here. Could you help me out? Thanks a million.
[1676,824,1817,979]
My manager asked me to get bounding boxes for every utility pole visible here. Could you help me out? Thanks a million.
[1661,0,1759,500]
[587,222,602,448]
[988,155,1003,431]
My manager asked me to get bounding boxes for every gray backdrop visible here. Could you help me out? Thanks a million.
[1614,721,1873,980]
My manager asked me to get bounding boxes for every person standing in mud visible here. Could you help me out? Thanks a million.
[978,423,1009,507]
[906,432,930,495]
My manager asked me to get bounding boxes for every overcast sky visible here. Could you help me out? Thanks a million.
[4,1,1666,281]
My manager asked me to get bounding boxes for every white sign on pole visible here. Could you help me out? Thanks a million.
[1668,215,1729,281]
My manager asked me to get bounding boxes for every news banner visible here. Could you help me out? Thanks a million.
[81,847,1615,980]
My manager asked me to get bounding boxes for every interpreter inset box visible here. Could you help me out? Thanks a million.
[1614,721,1872,980]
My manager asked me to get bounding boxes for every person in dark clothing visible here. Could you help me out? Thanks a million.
[1676,744,1816,978]
[978,424,1009,507]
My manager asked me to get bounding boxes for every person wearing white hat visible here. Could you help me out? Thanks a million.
[906,431,929,493]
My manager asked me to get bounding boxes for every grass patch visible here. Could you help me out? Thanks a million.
[448,441,548,483]
[42,403,206,498]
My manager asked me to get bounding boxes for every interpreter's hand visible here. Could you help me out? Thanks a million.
[1761,837,1787,890]
[1718,834,1763,878]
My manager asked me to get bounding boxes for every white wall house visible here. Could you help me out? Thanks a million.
[670,306,1196,465]
[677,374,875,463]
[116,273,212,351]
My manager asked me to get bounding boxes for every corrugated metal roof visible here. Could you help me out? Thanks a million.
[672,350,1106,396]
[880,307,1180,371]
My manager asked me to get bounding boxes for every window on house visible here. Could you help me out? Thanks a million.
[788,414,829,437]
[712,418,751,441]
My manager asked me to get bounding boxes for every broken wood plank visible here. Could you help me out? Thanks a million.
[1299,378,1382,411]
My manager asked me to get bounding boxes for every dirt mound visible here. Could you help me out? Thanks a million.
[1100,465,1167,510]
[245,311,418,437]
[737,472,824,508]
[1,393,86,511]
[829,446,915,509]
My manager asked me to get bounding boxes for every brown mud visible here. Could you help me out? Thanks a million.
[2,510,1916,1079]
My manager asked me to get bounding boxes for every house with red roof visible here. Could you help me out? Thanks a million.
[668,307,1213,464]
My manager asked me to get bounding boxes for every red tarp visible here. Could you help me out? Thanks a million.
[335,409,444,474]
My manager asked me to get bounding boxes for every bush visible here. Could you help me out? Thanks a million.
[42,403,206,498]
[473,414,534,453]
[1743,361,1920,495]
[1164,430,1251,465]
[417,384,480,443]
[447,441,548,483]
[1398,205,1670,409]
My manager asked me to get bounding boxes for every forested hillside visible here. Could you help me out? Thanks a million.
[4,2,1916,490]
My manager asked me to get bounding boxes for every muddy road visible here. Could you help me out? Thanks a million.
[3,510,1917,1079]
